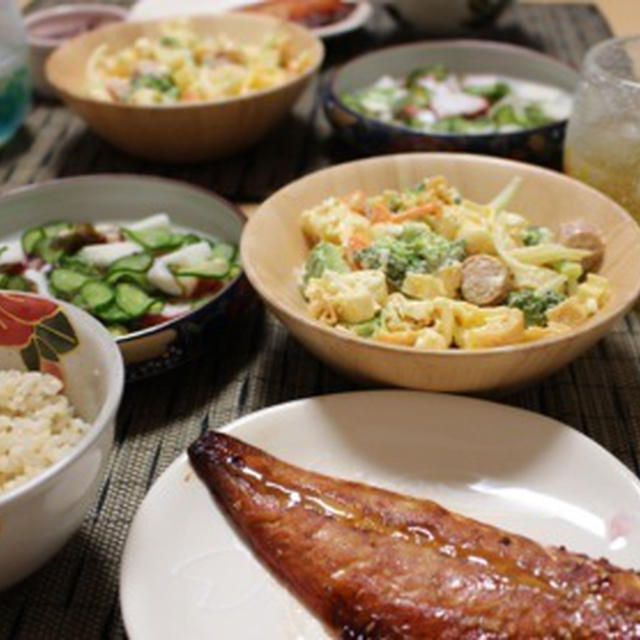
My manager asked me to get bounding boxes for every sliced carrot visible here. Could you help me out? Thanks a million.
[394,202,441,222]
[346,233,371,268]
[368,203,393,224]
[340,190,367,214]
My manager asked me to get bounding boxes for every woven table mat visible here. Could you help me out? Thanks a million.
[2,3,638,639]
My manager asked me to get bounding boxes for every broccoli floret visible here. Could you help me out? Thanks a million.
[347,314,381,338]
[553,260,583,294]
[354,227,465,289]
[508,288,566,327]
[160,36,181,47]
[355,240,412,288]
[132,74,178,95]
[521,225,553,247]
[303,242,349,284]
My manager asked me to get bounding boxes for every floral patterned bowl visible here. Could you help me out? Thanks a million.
[0,292,124,589]
[324,40,580,167]
[0,175,252,380]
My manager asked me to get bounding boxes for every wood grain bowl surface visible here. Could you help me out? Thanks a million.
[241,153,640,393]
[45,13,324,163]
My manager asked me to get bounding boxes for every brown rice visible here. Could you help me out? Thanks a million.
[0,370,89,494]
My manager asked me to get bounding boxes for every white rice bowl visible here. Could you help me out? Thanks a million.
[0,370,90,493]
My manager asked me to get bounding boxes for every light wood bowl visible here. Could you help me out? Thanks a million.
[241,153,640,393]
[45,13,324,163]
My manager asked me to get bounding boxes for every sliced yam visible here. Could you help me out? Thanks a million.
[126,213,171,232]
[78,241,142,268]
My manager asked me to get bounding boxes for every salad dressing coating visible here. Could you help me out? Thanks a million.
[87,21,313,105]
[299,176,609,349]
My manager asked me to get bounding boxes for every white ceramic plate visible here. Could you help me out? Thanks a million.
[127,0,373,39]
[120,391,640,640]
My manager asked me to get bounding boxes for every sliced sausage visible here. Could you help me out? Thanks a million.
[461,254,512,307]
[558,220,605,273]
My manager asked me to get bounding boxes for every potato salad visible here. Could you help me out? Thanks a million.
[87,21,313,105]
[299,176,609,350]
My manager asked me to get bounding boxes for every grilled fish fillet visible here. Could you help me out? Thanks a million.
[188,432,640,639]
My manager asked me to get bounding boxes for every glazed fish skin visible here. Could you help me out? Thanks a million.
[188,432,640,639]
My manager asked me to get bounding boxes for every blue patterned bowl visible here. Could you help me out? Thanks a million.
[0,175,253,380]
[324,40,580,167]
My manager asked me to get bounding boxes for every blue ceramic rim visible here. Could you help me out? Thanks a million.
[324,38,580,143]
[0,173,247,345]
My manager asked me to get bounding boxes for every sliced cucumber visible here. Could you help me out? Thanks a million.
[108,252,153,274]
[3,274,35,292]
[96,301,130,324]
[50,268,91,295]
[106,270,152,292]
[124,227,177,251]
[107,324,129,338]
[210,242,235,262]
[148,299,165,314]
[172,257,230,279]
[177,233,202,247]
[80,281,115,311]
[115,283,155,318]
[71,292,89,310]
[22,227,45,255]
[59,254,99,275]
[34,237,65,264]
[42,221,73,238]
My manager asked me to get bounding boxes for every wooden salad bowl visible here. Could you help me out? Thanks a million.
[45,13,324,163]
[241,153,640,393]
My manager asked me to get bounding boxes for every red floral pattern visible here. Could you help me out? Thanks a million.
[0,293,58,347]
[0,293,79,376]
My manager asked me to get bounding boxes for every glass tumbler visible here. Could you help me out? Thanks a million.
[565,35,640,223]
[0,0,30,146]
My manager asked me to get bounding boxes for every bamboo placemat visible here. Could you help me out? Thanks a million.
[2,4,639,639]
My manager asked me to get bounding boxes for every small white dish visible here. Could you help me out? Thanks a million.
[0,292,124,589]
[120,390,640,640]
[312,2,373,39]
[24,3,127,98]
[127,0,373,39]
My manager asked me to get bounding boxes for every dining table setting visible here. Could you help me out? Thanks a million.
[2,0,640,638]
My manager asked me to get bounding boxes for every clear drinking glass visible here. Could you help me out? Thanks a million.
[564,36,640,222]
[0,0,30,146]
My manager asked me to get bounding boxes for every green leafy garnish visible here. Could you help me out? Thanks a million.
[521,225,553,247]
